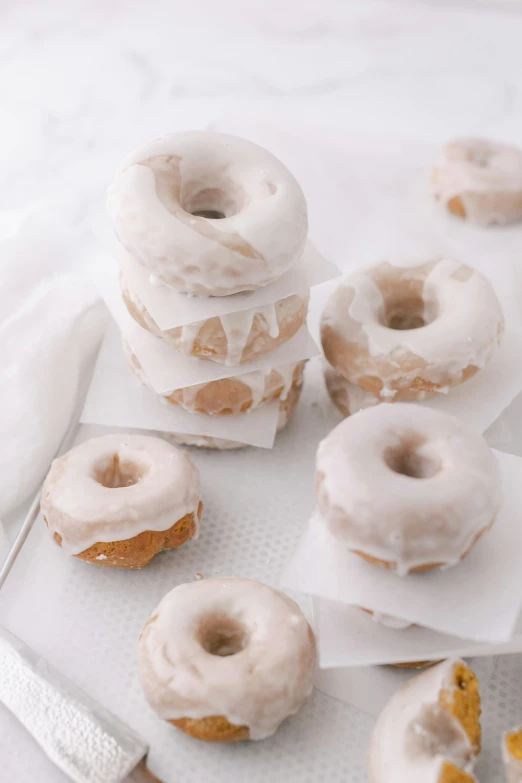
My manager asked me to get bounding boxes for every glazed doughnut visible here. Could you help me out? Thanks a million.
[369,659,481,783]
[321,259,504,401]
[164,370,304,450]
[123,339,305,416]
[121,273,309,366]
[324,364,379,417]
[432,138,522,225]
[138,578,316,742]
[41,434,202,569]
[503,727,522,783]
[108,131,308,296]
[315,403,501,575]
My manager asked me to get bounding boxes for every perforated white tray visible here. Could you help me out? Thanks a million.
[0,360,520,783]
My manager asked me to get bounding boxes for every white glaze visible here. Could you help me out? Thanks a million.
[369,659,478,783]
[503,729,522,783]
[316,403,502,574]
[219,303,279,365]
[41,434,201,555]
[138,578,316,740]
[432,138,522,225]
[179,303,281,366]
[242,368,271,409]
[371,612,412,631]
[274,361,299,401]
[179,321,201,355]
[321,258,504,398]
[165,433,246,451]
[108,131,308,296]
[323,364,380,416]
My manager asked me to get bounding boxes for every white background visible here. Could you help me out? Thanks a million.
[2,1,522,781]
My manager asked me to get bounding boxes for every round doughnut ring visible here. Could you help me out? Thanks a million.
[121,273,309,366]
[321,259,504,401]
[41,434,202,569]
[138,578,316,742]
[315,403,501,575]
[108,131,308,296]
[432,138,522,225]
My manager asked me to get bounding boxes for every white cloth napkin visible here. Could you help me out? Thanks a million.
[0,203,105,523]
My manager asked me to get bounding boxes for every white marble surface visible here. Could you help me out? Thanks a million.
[2,0,522,219]
[2,0,522,780]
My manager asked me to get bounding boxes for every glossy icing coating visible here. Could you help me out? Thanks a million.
[108,131,308,295]
[138,578,316,740]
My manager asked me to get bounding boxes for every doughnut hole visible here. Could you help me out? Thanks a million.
[92,454,146,488]
[382,295,428,330]
[181,184,244,220]
[144,155,247,222]
[469,147,490,168]
[383,434,441,479]
[197,614,249,657]
[368,261,439,331]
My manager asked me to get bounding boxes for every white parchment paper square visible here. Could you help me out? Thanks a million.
[98,269,321,395]
[80,325,280,448]
[314,598,522,669]
[282,450,522,643]
[413,331,522,433]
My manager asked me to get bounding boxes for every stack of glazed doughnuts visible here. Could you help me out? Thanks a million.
[108,130,312,449]
[321,257,504,416]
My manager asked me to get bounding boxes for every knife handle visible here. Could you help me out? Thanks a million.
[125,761,164,783]
[0,626,148,783]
